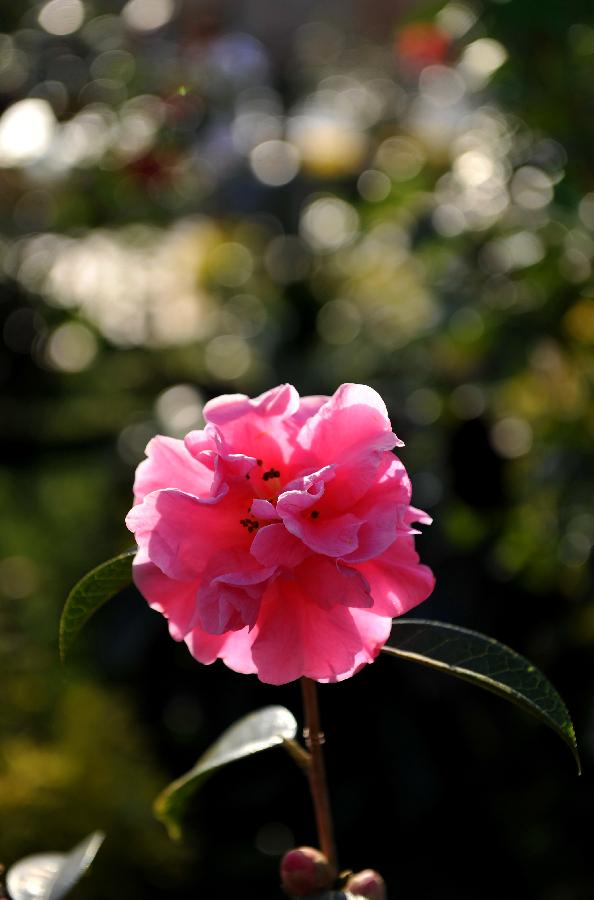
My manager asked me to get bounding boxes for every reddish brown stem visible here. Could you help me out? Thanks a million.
[300,678,338,872]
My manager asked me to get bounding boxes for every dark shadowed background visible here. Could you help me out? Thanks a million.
[0,0,592,897]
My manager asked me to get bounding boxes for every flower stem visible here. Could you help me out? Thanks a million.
[300,677,337,872]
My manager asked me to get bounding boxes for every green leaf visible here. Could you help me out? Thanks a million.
[383,619,580,772]
[155,705,298,840]
[59,551,135,661]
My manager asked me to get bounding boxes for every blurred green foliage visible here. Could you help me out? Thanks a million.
[1,0,593,897]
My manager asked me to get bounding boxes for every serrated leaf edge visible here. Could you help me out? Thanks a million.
[59,550,135,661]
[383,618,580,773]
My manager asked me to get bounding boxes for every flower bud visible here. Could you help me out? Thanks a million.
[346,869,386,900]
[280,846,337,896]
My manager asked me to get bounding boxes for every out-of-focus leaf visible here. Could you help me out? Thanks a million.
[6,832,105,900]
[155,706,298,840]
[383,619,580,771]
[59,551,135,661]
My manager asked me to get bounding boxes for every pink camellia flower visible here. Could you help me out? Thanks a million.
[126,383,434,684]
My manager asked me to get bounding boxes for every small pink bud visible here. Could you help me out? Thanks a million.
[346,869,386,900]
[280,846,336,896]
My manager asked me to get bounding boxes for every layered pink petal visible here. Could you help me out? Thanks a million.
[342,457,414,563]
[186,576,393,683]
[285,510,362,557]
[196,549,276,633]
[358,536,435,617]
[295,385,404,510]
[248,574,391,684]
[126,488,244,581]
[297,383,402,463]
[132,547,199,640]
[250,523,311,567]
[185,424,256,499]
[204,383,300,424]
[292,395,329,425]
[405,505,433,527]
[276,467,363,557]
[325,606,394,683]
[186,625,258,673]
[249,498,279,519]
[203,384,301,466]
[133,435,214,503]
[293,556,373,610]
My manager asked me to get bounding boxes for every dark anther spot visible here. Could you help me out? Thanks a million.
[310,510,319,519]
[240,516,260,532]
[257,459,263,466]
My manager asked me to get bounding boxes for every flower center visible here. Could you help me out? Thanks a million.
[238,459,285,534]
[246,460,283,500]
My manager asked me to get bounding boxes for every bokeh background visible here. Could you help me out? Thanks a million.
[1,0,592,897]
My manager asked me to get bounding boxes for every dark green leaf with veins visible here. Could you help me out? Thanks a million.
[59,550,135,661]
[383,619,580,772]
